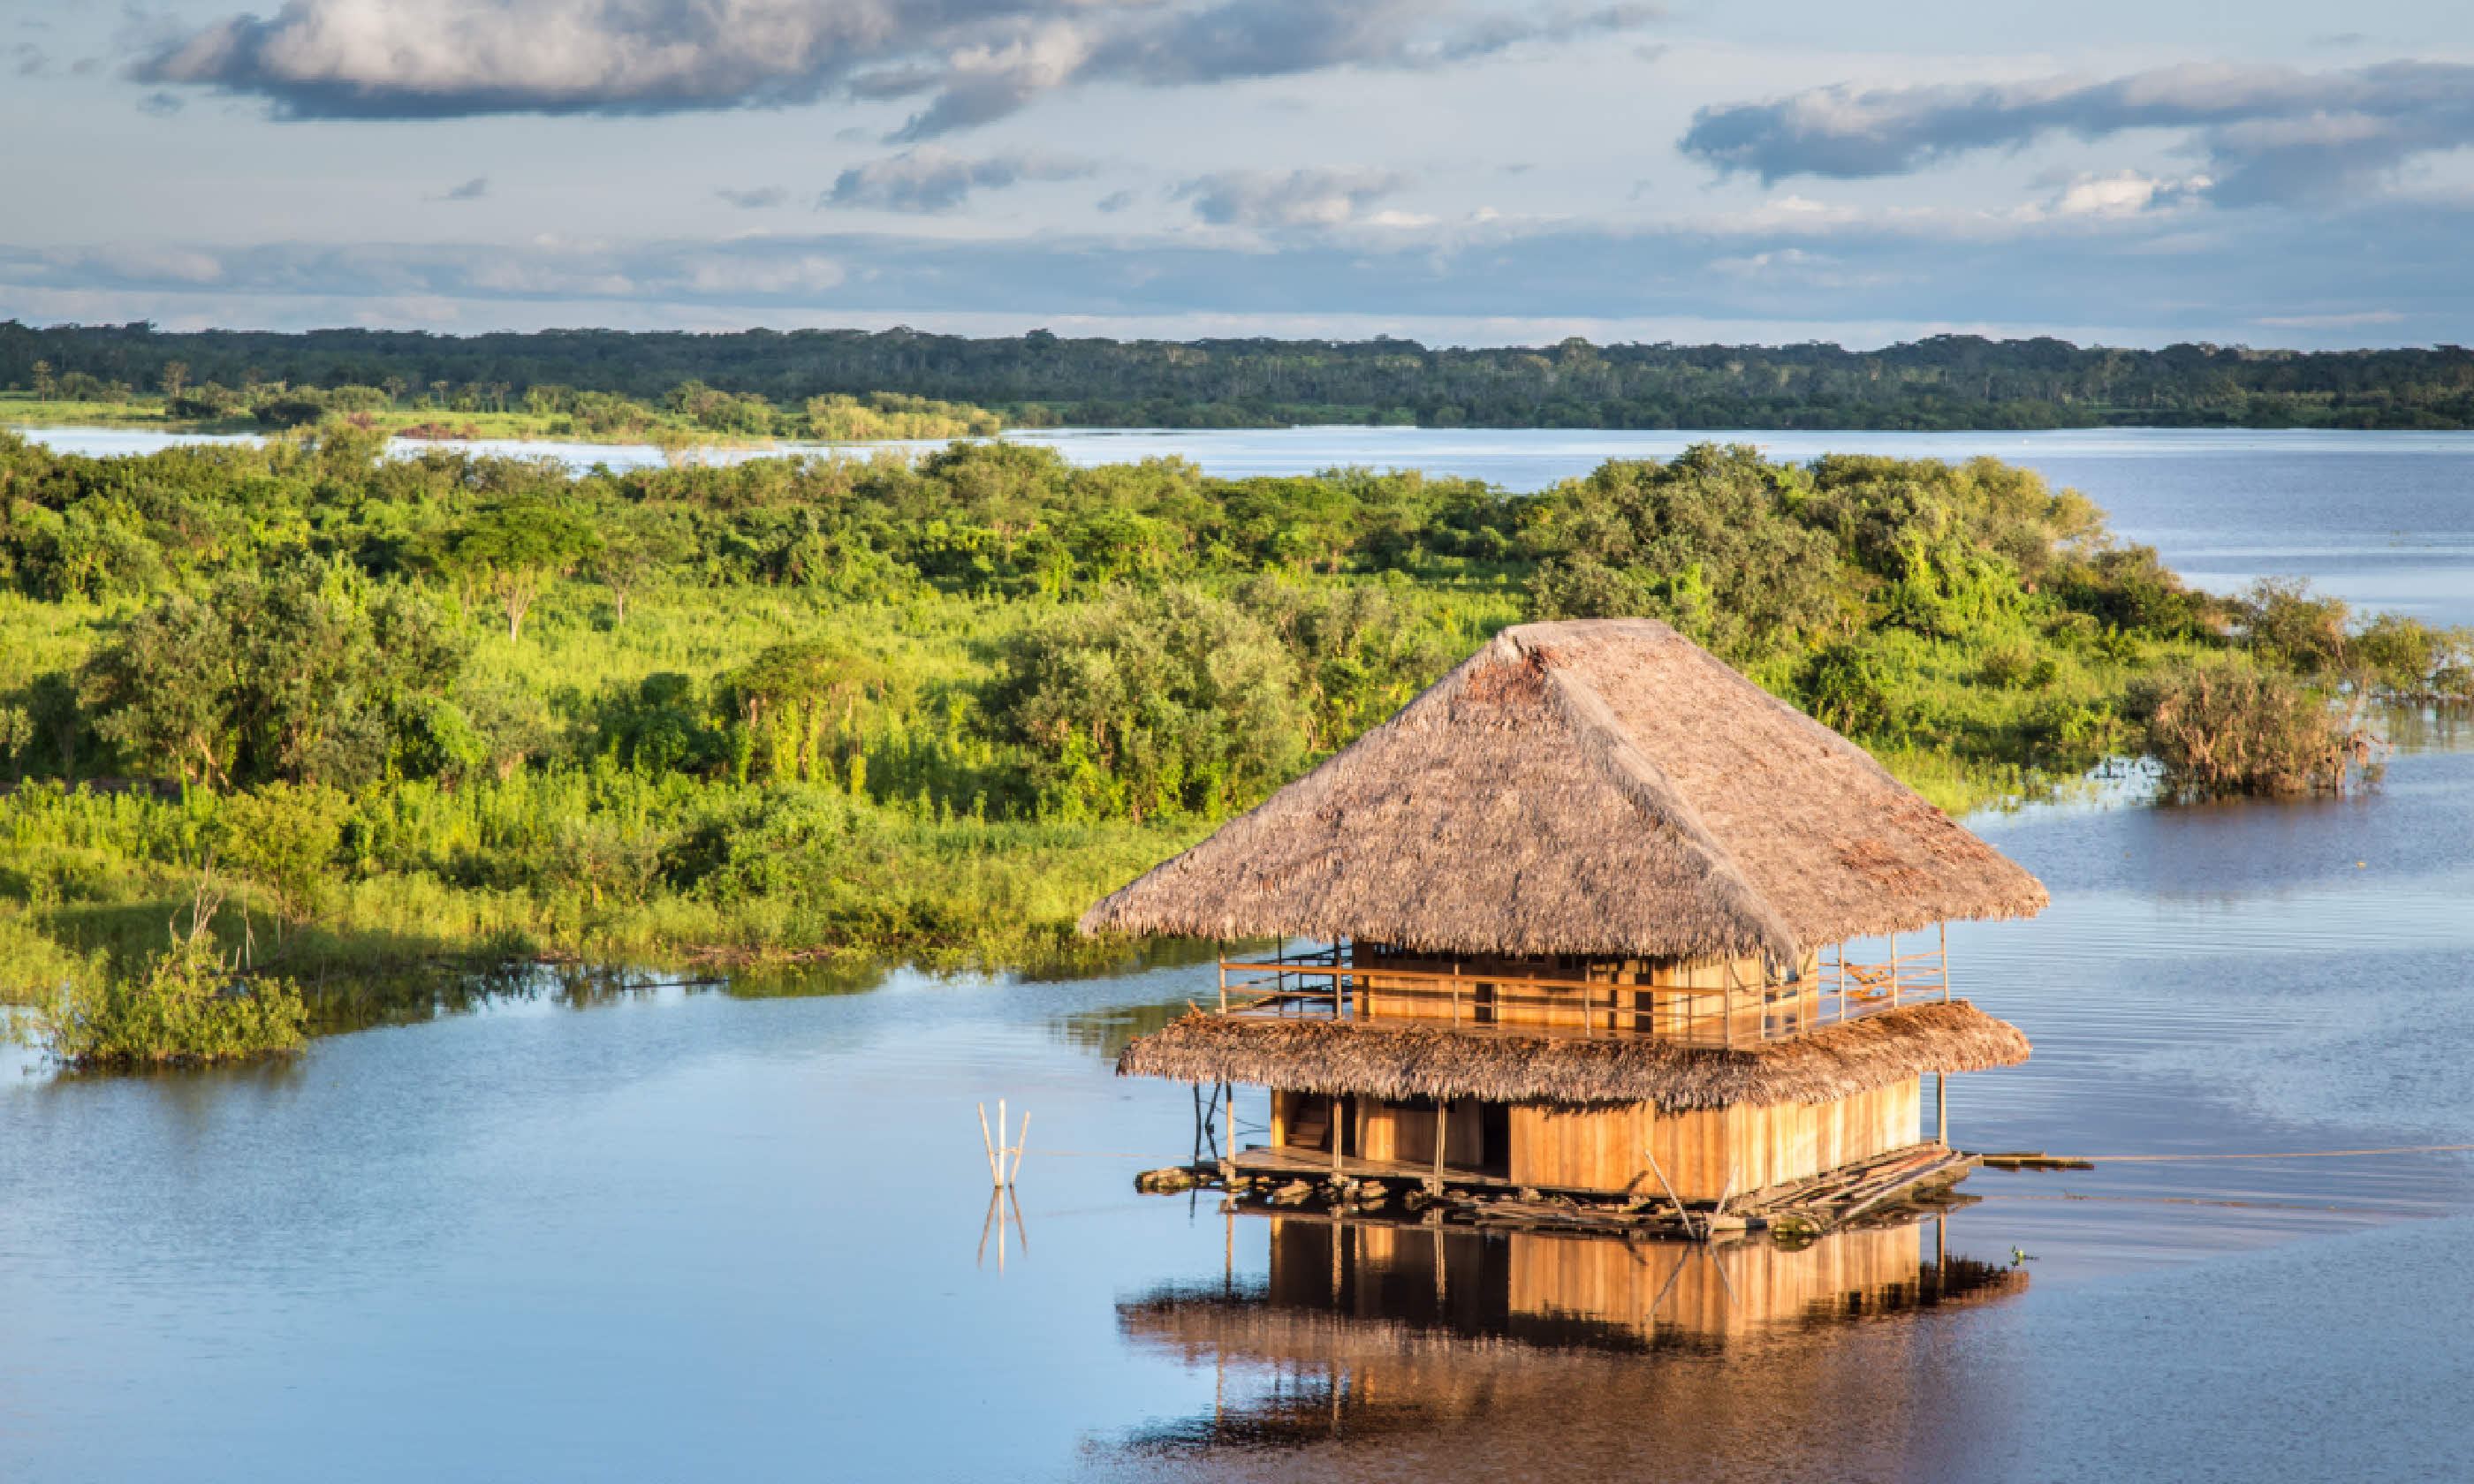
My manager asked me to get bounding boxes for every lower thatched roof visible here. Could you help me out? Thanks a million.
[1116,1001,2029,1109]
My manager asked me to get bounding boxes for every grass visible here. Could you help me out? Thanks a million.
[0,391,990,450]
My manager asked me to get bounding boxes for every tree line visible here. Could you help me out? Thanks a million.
[9,321,2474,430]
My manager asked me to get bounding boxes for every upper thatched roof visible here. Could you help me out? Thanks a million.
[1079,617,2045,965]
[1116,1000,2030,1110]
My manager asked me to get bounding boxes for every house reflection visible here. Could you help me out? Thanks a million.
[1114,1216,2026,1458]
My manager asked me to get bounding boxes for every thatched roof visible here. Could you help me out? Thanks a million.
[1079,617,2046,964]
[1115,1001,2030,1109]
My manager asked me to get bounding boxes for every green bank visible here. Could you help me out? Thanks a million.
[2,428,2463,1058]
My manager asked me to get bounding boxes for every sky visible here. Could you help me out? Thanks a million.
[4,0,2473,348]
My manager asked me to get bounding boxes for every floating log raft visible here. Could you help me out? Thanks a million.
[1136,1140,1980,1241]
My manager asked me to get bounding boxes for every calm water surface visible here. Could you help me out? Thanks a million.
[4,429,2473,1481]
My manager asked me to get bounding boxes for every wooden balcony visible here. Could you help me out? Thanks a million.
[1206,935,1950,1049]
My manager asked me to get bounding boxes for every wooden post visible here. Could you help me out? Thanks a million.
[1217,939,1226,1013]
[1723,957,1737,1049]
[1642,1145,1690,1232]
[1332,1094,1347,1177]
[1940,920,1951,1002]
[1889,929,1899,1005]
[1432,1101,1448,1186]
[1937,1071,1948,1147]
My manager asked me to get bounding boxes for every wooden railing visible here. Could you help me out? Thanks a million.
[1211,930,1948,1049]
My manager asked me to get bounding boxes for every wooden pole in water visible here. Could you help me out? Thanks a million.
[978,1102,1001,1186]
[1433,1101,1448,1186]
[1937,1072,1948,1147]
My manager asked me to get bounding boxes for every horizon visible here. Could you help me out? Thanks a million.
[6,1,2471,350]
[9,320,2466,360]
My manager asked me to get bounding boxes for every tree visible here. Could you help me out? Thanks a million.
[159,360,189,402]
[586,505,690,625]
[30,360,53,400]
[988,587,1309,822]
[445,500,600,641]
[80,562,466,789]
[725,640,886,783]
[382,375,407,408]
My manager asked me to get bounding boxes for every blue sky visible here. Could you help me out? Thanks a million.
[5,0,2472,346]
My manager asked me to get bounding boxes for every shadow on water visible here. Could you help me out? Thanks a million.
[1102,1215,2026,1466]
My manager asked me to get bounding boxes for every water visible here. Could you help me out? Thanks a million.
[21,425,2474,624]
[4,431,2474,1480]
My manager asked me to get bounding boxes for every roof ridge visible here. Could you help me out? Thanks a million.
[1517,628,1804,967]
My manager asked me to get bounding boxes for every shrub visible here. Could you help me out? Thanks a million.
[28,886,306,1067]
[1798,640,1896,735]
[2124,665,2379,798]
[988,587,1309,822]
[2237,577,2350,673]
[216,782,352,924]
[1977,642,2060,690]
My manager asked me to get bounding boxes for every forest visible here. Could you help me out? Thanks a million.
[9,320,2474,431]
[2,426,2465,1061]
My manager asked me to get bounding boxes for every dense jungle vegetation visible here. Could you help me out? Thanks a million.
[3,426,2465,1058]
[10,321,2474,431]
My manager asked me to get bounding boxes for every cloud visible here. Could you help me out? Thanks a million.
[2253,309,2404,328]
[131,0,1658,137]
[10,193,2474,349]
[1176,167,1412,227]
[825,147,1095,212]
[1681,61,2474,204]
[1095,189,1136,213]
[137,89,185,116]
[717,186,789,208]
[441,176,489,201]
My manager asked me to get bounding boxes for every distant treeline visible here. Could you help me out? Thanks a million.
[8,321,2474,431]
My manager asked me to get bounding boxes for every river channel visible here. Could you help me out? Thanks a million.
[4,428,2472,1480]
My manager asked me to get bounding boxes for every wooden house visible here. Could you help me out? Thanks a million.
[1085,617,2046,1208]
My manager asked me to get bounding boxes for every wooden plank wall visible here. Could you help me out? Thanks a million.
[1357,1098,1488,1170]
[1507,1079,1922,1197]
[1358,946,1824,1039]
[1274,1080,1923,1197]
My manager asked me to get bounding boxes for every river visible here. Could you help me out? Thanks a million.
[3,428,2472,1481]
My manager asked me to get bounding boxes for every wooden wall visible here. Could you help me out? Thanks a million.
[1275,1090,1490,1170]
[1274,1080,1923,1197]
[1357,946,1824,1040]
[1514,1079,1922,1198]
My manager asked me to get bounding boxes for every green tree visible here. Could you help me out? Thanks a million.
[81,563,466,789]
[988,587,1309,822]
[586,505,690,625]
[216,782,352,924]
[1519,443,1841,660]
[445,500,600,641]
[726,640,887,784]
[159,360,189,402]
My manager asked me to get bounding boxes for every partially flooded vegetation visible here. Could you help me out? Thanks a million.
[3,428,2464,1040]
